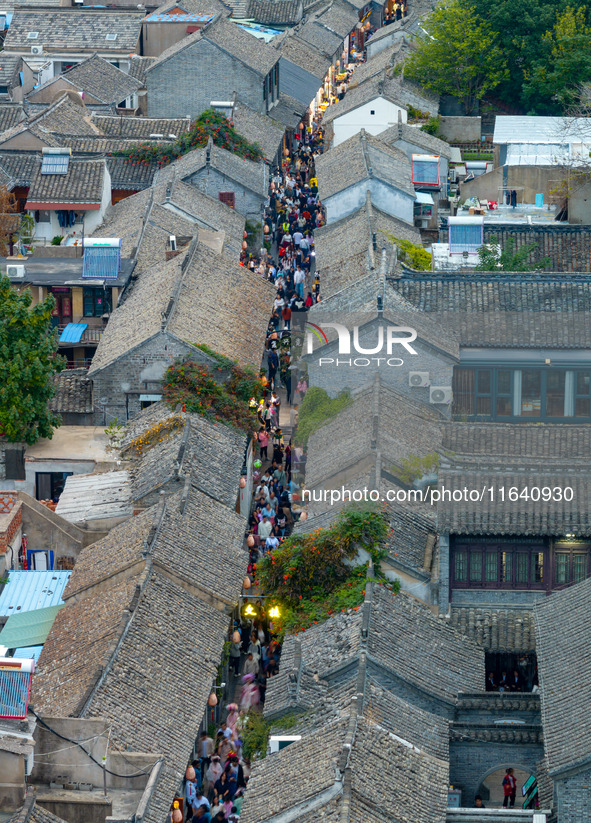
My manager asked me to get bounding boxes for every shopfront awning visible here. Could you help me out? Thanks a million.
[0,604,63,649]
[59,322,88,343]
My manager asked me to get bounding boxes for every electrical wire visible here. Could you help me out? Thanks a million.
[31,710,162,778]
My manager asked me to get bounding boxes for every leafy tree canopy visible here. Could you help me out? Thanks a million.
[0,275,64,444]
[475,236,551,271]
[405,0,509,113]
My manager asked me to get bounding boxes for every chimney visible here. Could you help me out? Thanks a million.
[397,108,403,139]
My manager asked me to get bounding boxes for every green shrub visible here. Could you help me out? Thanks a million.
[385,235,432,271]
[161,353,263,432]
[420,116,441,137]
[294,387,352,448]
[51,235,63,246]
[407,104,431,121]
[113,108,264,167]
[241,712,270,761]
[396,452,441,484]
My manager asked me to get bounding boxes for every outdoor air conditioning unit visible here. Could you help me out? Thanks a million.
[449,167,457,183]
[409,371,430,388]
[430,386,453,405]
[7,264,25,278]
[30,44,44,55]
[169,235,177,251]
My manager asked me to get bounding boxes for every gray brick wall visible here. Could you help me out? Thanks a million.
[147,39,268,118]
[450,741,544,807]
[185,168,264,219]
[306,320,455,409]
[555,768,591,823]
[91,333,201,424]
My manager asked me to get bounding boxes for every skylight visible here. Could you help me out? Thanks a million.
[27,31,39,39]
[105,33,118,41]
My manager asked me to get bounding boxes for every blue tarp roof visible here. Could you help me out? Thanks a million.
[0,571,71,617]
[59,323,87,343]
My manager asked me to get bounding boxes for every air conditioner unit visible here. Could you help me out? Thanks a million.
[430,386,453,404]
[30,44,44,55]
[409,371,430,388]
[169,235,177,251]
[449,167,457,183]
[7,264,25,278]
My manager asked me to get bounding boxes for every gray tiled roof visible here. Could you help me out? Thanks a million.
[368,585,484,702]
[349,719,449,823]
[152,482,247,603]
[276,27,331,80]
[26,158,105,205]
[295,17,344,58]
[130,412,247,509]
[240,719,348,823]
[305,381,443,489]
[49,368,93,414]
[443,422,591,464]
[90,113,191,138]
[8,801,69,823]
[535,576,591,772]
[478,223,591,274]
[127,55,156,86]
[0,153,38,187]
[148,15,279,76]
[383,501,435,571]
[437,466,591,536]
[268,91,305,129]
[0,103,25,133]
[248,0,302,23]
[0,54,21,91]
[169,140,268,195]
[232,101,285,163]
[451,607,537,653]
[314,192,421,298]
[88,249,186,374]
[4,8,144,52]
[0,95,101,147]
[365,678,449,761]
[390,273,591,348]
[380,121,453,159]
[107,155,157,190]
[166,242,274,368]
[62,54,142,105]
[315,129,414,199]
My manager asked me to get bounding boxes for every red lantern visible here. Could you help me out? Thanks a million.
[239,477,247,488]
[264,225,270,234]
[300,511,308,521]
[208,692,218,707]
[243,575,252,589]
[243,230,247,239]
[246,535,255,547]
[242,241,247,249]
[172,809,182,823]
[232,630,241,644]
[185,766,195,781]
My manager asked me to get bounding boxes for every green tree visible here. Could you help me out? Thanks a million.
[0,275,64,444]
[405,0,509,113]
[475,236,551,271]
[523,6,591,113]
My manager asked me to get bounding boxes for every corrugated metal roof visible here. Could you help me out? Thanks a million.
[0,669,32,718]
[0,571,71,617]
[59,322,87,343]
[0,604,63,648]
[494,116,591,145]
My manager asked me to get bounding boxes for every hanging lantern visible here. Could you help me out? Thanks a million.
[185,766,196,781]
[300,511,308,521]
[172,809,183,823]
[246,534,255,547]
[239,477,247,488]
[284,148,290,157]
[232,630,241,644]
[242,240,247,249]
[208,691,218,707]
[263,224,270,234]
[243,575,252,589]
[243,230,247,239]
[298,122,304,130]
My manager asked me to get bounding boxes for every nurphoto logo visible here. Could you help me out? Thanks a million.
[305,322,419,367]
